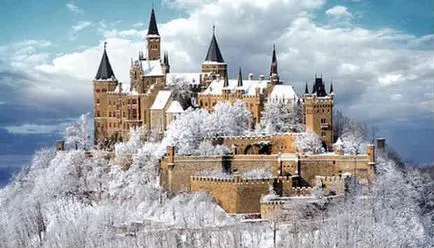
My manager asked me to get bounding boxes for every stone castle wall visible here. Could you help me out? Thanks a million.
[190,176,293,214]
[160,153,279,194]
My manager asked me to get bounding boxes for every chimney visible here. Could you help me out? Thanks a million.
[248,73,254,80]
[259,75,265,80]
[376,138,386,157]
[118,82,123,93]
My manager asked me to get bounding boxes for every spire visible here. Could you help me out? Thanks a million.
[270,44,278,76]
[95,42,115,80]
[163,51,170,66]
[204,26,225,63]
[223,70,229,87]
[330,82,334,94]
[237,67,243,87]
[305,82,309,94]
[147,8,159,36]
[312,75,327,97]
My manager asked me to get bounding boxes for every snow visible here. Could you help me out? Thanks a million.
[203,61,226,65]
[268,85,299,104]
[201,78,268,96]
[166,100,184,113]
[150,90,172,110]
[166,73,204,86]
[143,60,164,77]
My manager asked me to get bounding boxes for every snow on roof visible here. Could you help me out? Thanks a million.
[150,90,171,110]
[334,137,344,147]
[201,78,269,96]
[268,85,298,104]
[166,100,184,113]
[166,73,203,86]
[203,61,226,65]
[143,60,164,77]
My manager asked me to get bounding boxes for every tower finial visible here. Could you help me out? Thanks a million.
[305,82,309,94]
[104,41,107,50]
[213,25,215,35]
[237,67,243,87]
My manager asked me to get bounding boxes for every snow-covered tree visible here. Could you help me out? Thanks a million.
[64,113,90,150]
[341,122,368,155]
[292,130,323,154]
[160,108,209,156]
[205,100,252,137]
[261,101,303,134]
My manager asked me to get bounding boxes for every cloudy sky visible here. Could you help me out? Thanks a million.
[0,0,432,178]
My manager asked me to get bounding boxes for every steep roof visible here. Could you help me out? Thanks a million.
[312,77,327,97]
[270,44,278,76]
[201,78,268,96]
[268,85,298,104]
[150,90,172,110]
[143,60,164,77]
[95,43,115,80]
[147,8,159,36]
[204,28,225,63]
[166,100,184,113]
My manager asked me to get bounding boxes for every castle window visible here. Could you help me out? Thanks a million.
[96,89,100,93]
[321,132,326,137]
[102,89,107,93]
[96,99,100,104]
[96,111,100,117]
[109,112,112,117]
[109,123,112,128]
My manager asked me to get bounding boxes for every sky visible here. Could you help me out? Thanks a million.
[0,0,433,184]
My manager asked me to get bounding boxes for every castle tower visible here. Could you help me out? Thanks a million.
[163,51,170,74]
[93,42,118,144]
[146,8,160,60]
[303,75,334,148]
[269,44,280,84]
[202,26,227,77]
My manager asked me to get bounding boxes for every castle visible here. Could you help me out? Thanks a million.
[92,8,376,219]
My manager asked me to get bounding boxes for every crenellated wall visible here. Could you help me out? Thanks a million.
[160,152,279,194]
[190,175,293,213]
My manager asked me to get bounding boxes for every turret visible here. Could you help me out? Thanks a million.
[146,8,161,60]
[202,26,227,77]
[163,51,170,74]
[269,44,280,84]
[93,42,118,144]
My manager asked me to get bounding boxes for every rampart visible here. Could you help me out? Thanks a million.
[190,175,293,214]
[211,133,299,155]
[160,148,279,194]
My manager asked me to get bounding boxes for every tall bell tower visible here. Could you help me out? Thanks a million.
[146,8,161,60]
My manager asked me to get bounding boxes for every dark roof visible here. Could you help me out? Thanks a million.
[237,67,243,87]
[305,82,309,94]
[223,70,229,87]
[204,28,225,63]
[312,76,327,97]
[270,44,278,76]
[330,82,334,93]
[95,43,115,80]
[163,51,169,66]
[147,8,159,36]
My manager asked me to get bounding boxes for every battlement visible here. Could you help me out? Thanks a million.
[316,174,350,184]
[290,186,314,196]
[213,132,298,140]
[191,175,274,184]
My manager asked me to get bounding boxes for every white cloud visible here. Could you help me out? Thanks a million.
[1,0,433,129]
[4,123,68,135]
[66,1,84,14]
[71,21,91,32]
[326,5,353,18]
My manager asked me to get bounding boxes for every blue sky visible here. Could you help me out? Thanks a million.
[0,0,433,184]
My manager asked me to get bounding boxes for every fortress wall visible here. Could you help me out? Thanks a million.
[299,155,371,186]
[161,154,281,194]
[260,200,285,219]
[162,156,228,194]
[190,176,274,214]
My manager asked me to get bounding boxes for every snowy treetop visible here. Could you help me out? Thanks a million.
[166,73,206,86]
